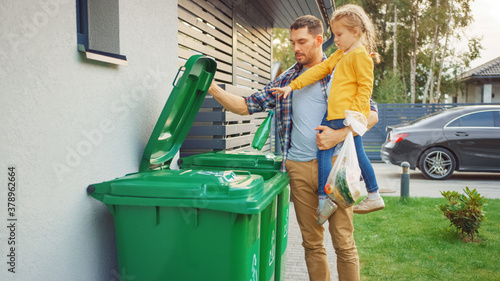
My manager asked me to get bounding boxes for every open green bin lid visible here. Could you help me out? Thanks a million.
[139,55,217,172]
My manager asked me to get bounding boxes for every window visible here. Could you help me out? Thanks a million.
[76,0,127,65]
[447,111,495,127]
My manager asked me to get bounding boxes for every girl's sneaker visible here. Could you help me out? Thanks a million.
[317,199,338,225]
[353,197,385,214]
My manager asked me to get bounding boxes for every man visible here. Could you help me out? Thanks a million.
[208,15,378,281]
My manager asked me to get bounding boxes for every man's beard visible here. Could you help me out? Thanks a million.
[295,53,311,66]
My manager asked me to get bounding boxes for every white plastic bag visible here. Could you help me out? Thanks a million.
[324,131,361,207]
[343,110,368,136]
[324,110,367,208]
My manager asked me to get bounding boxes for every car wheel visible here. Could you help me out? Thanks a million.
[419,147,456,180]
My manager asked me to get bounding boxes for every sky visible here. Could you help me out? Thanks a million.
[465,0,500,68]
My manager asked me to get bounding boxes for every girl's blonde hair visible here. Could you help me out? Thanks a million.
[331,4,381,63]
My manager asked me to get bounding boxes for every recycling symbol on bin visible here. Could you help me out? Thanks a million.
[269,230,276,266]
[284,210,289,238]
[250,254,258,281]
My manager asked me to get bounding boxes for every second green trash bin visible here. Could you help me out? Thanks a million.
[179,150,290,281]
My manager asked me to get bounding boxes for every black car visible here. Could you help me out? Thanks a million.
[380,105,500,180]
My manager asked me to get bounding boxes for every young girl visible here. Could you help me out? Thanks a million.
[272,4,385,225]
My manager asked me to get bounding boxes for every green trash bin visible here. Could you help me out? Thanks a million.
[87,55,290,281]
[275,182,289,281]
[88,169,288,281]
[179,151,290,281]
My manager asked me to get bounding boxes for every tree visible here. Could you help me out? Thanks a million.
[393,3,398,74]
[409,0,419,103]
[272,28,295,72]
[422,0,441,104]
[375,71,407,103]
[367,0,481,103]
[434,0,454,102]
[433,0,482,102]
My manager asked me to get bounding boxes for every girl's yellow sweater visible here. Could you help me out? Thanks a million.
[289,46,374,120]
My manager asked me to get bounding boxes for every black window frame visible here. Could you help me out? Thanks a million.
[448,111,496,128]
[76,0,127,65]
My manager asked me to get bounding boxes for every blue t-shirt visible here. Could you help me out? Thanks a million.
[287,68,333,162]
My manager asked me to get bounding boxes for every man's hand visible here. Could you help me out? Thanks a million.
[315,111,379,150]
[207,82,250,115]
[315,125,349,150]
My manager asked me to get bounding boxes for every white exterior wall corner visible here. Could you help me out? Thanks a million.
[0,0,178,280]
[483,84,493,103]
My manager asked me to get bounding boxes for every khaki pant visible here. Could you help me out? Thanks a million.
[286,159,360,281]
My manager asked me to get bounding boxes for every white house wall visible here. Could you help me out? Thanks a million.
[459,82,500,103]
[0,1,177,280]
[472,84,482,103]
[460,83,482,103]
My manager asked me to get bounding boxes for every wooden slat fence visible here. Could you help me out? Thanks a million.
[178,0,274,157]
[178,0,272,89]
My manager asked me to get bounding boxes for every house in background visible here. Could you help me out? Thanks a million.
[458,56,500,103]
[0,1,333,280]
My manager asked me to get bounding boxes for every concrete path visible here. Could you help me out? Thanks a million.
[284,162,500,280]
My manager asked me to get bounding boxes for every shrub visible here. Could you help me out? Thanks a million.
[439,186,487,242]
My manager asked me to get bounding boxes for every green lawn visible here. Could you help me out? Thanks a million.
[354,196,500,280]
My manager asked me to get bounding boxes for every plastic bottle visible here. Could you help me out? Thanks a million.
[251,110,274,150]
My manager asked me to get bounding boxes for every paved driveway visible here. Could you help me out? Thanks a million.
[369,162,500,199]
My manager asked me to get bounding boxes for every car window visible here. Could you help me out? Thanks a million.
[495,111,500,127]
[447,111,496,127]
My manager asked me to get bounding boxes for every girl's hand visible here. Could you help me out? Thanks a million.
[270,86,293,98]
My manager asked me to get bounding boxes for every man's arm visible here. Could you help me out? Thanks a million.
[315,110,379,150]
[208,82,250,115]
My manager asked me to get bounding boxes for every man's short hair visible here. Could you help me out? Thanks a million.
[290,15,323,36]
